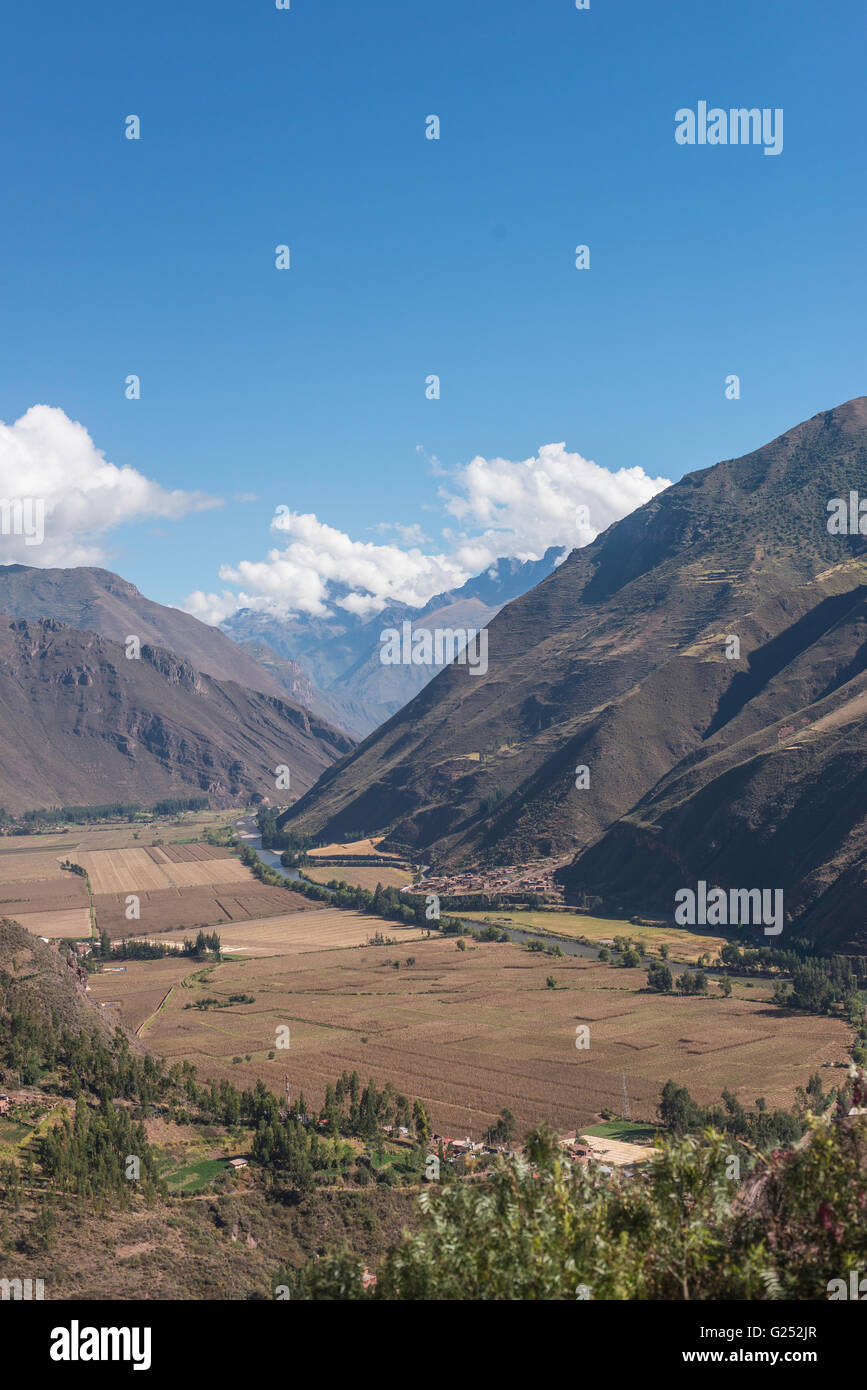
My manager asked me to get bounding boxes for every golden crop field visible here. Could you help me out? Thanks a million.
[12,909,92,938]
[131,907,423,959]
[0,851,67,882]
[308,838,396,859]
[303,865,413,891]
[136,936,850,1139]
[75,846,252,894]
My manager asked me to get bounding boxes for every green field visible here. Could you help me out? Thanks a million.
[162,1158,229,1193]
[0,1119,30,1144]
[581,1121,660,1143]
[460,909,727,963]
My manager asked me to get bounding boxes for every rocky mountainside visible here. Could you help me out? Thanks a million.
[0,564,286,700]
[0,616,353,813]
[0,918,124,1045]
[279,400,867,945]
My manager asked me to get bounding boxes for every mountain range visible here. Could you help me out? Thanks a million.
[2,401,865,947]
[279,399,867,947]
[222,547,567,736]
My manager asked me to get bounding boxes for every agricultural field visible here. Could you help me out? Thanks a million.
[307,838,392,859]
[77,841,316,940]
[0,823,306,942]
[75,845,251,895]
[460,909,728,963]
[93,884,309,938]
[0,850,91,938]
[10,908,92,938]
[86,956,203,1034]
[0,874,88,912]
[0,851,71,882]
[87,908,427,1032]
[130,907,423,961]
[0,810,231,855]
[137,935,850,1139]
[303,865,413,892]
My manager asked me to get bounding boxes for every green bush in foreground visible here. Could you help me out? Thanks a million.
[286,1110,867,1300]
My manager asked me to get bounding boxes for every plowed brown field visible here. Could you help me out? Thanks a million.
[135,937,850,1139]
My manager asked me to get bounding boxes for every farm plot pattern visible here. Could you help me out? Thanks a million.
[139,938,850,1139]
[93,884,311,938]
[0,854,91,937]
[75,845,253,894]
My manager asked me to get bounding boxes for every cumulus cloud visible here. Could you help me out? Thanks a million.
[0,404,220,566]
[182,443,670,624]
[440,444,668,557]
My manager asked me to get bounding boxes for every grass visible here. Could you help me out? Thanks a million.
[163,1158,228,1193]
[581,1121,659,1143]
[0,1119,31,1144]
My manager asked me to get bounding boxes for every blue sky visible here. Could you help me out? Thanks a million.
[0,0,864,616]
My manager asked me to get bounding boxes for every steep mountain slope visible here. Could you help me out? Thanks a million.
[0,918,125,1044]
[562,595,867,947]
[279,400,867,936]
[223,548,567,736]
[0,565,285,700]
[0,616,353,813]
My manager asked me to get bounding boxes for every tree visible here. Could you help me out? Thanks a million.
[647,962,673,993]
[658,1080,702,1136]
[286,1122,798,1300]
[484,1109,517,1147]
[412,1100,431,1149]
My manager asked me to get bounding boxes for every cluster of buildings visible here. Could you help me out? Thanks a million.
[430,1134,514,1159]
[422,859,568,902]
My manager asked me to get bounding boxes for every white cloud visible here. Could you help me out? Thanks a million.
[373,520,431,545]
[440,444,668,558]
[182,444,670,623]
[0,404,220,566]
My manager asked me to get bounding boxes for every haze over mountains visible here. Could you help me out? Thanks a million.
[280,399,867,946]
[222,547,567,736]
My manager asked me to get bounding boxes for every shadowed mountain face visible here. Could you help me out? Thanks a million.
[279,399,867,944]
[0,616,353,814]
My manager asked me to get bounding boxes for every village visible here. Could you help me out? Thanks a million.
[421,858,572,904]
